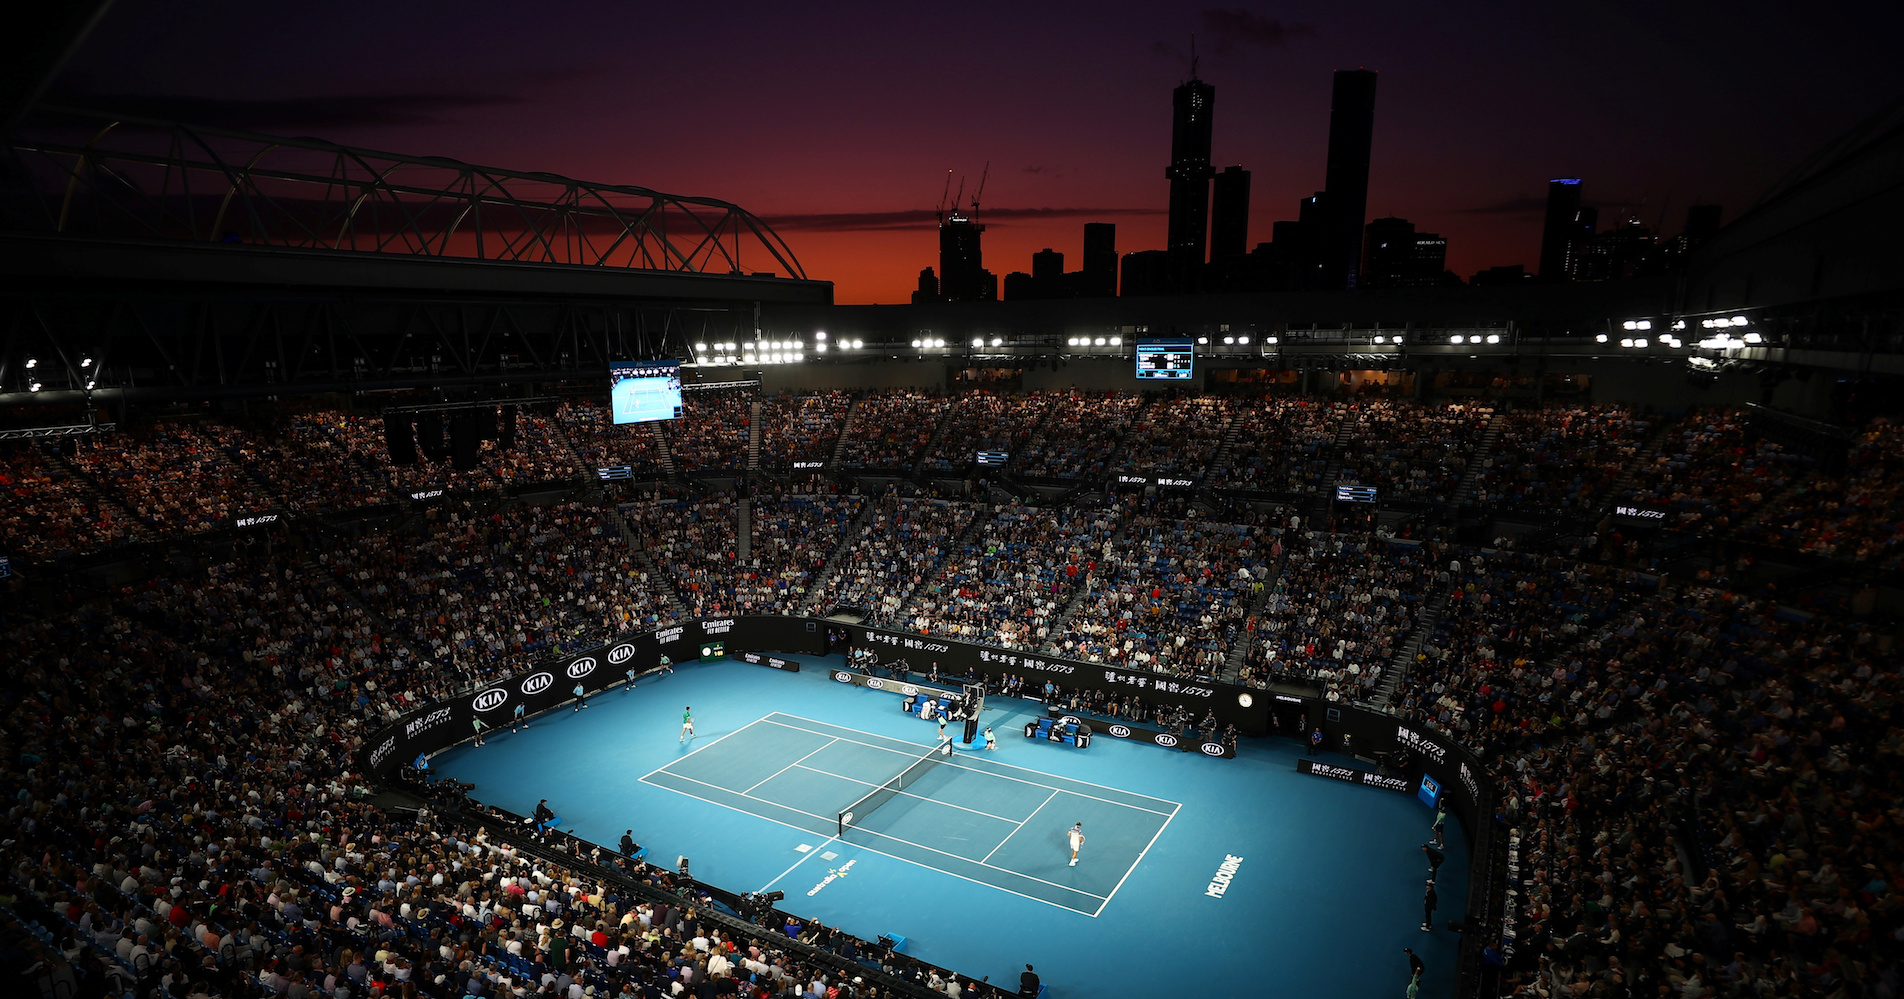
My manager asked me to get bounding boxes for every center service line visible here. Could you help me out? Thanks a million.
[760,836,837,894]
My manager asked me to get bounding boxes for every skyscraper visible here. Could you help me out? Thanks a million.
[938,213,992,301]
[1164,76,1216,294]
[1321,69,1378,289]
[1361,216,1416,288]
[1539,178,1583,281]
[1211,165,1251,263]
[1081,223,1117,298]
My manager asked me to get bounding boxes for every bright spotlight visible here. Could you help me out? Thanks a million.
[851,339,863,349]
[1449,335,1465,345]
[1109,337,1122,346]
[1731,316,1748,326]
[81,357,94,367]
[1636,320,1652,331]
[1237,336,1249,345]
[1743,332,1762,344]
[29,382,41,392]
[911,339,922,348]
[814,343,827,352]
[972,337,985,348]
[1596,333,1609,343]
[696,342,709,352]
[24,358,36,369]
[991,337,1003,347]
[1265,336,1278,345]
[1197,336,1209,345]
[1093,337,1106,346]
[815,331,827,340]
[1622,321,1637,331]
[1635,338,1648,348]
[1373,335,1386,344]
[1486,334,1501,344]
[1223,336,1235,345]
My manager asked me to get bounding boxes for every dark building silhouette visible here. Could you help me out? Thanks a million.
[1574,217,1657,282]
[1362,217,1451,288]
[911,266,940,305]
[1081,222,1117,298]
[1032,247,1064,293]
[1164,76,1216,293]
[1471,263,1530,286]
[1538,178,1584,281]
[1121,249,1169,297]
[1320,69,1378,289]
[1002,271,1035,301]
[938,214,994,301]
[1211,166,1251,262]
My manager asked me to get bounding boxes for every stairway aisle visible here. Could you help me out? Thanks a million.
[1448,409,1505,509]
[797,492,881,615]
[746,399,763,473]
[827,398,860,467]
[1372,586,1453,707]
[912,396,961,477]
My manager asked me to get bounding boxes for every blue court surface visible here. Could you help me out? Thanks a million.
[431,655,1469,997]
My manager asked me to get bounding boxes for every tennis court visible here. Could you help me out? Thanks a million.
[640,712,1179,916]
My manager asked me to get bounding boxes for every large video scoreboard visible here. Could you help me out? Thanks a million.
[1134,339,1195,380]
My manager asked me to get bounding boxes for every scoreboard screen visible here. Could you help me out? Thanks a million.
[1134,339,1195,380]
[1336,484,1378,503]
[976,451,1009,466]
[609,361,683,424]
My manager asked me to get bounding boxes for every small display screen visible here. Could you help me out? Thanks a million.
[976,451,1009,466]
[1336,484,1378,503]
[609,361,683,424]
[1134,339,1195,380]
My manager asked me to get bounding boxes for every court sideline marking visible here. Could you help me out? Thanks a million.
[762,714,1177,816]
[759,835,838,894]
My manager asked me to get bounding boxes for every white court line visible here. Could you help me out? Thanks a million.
[742,739,842,795]
[643,769,1109,903]
[637,714,777,782]
[788,764,1020,824]
[980,788,1059,866]
[769,710,1181,809]
[639,770,1099,917]
[759,836,836,894]
[1092,802,1182,917]
[762,715,1178,817]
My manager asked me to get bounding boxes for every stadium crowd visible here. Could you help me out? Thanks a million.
[1469,404,1652,515]
[836,393,950,470]
[555,401,666,479]
[1113,395,1233,480]
[0,441,151,558]
[1207,396,1346,496]
[1335,401,1494,503]
[756,392,850,470]
[737,487,863,614]
[805,493,978,624]
[626,495,741,618]
[1237,533,1438,698]
[898,501,1123,649]
[68,425,278,533]
[668,390,754,473]
[1617,408,1815,532]
[1016,391,1144,480]
[1740,417,1904,564]
[921,392,1049,475]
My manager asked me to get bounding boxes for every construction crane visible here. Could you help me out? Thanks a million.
[969,161,989,220]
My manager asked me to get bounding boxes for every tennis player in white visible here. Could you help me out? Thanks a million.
[1068,823,1085,866]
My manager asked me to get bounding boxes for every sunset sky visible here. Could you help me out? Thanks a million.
[51,0,1904,303]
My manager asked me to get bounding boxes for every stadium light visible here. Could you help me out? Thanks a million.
[1237,336,1249,345]
[1486,334,1501,344]
[1373,335,1386,344]
[24,358,35,369]
[971,337,985,348]
[29,381,41,392]
[814,342,827,352]
[1744,332,1763,344]
[1636,320,1652,331]
[911,339,922,348]
[1731,316,1748,326]
[1197,336,1209,345]
[1620,338,1633,348]
[1635,338,1648,348]
[1392,335,1404,345]
[815,331,827,340]
[696,342,708,352]
[1265,336,1278,345]
[851,339,863,349]
[81,357,94,367]
[991,337,1003,347]
[1110,336,1122,346]
[1094,337,1106,346]
[1596,333,1609,343]
[1449,335,1465,344]
[1622,321,1637,331]
[1223,336,1235,345]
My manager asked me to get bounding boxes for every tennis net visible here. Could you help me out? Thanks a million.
[837,738,951,836]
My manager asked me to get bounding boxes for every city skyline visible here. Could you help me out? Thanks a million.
[44,0,1904,303]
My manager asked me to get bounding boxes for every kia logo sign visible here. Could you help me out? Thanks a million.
[868,678,886,690]
[1059,715,1081,727]
[1108,725,1132,738]
[521,672,554,696]
[608,644,636,665]
[901,685,918,696]
[1200,742,1226,757]
[473,688,509,712]
[833,671,852,683]
[566,657,597,679]
[1154,734,1178,747]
